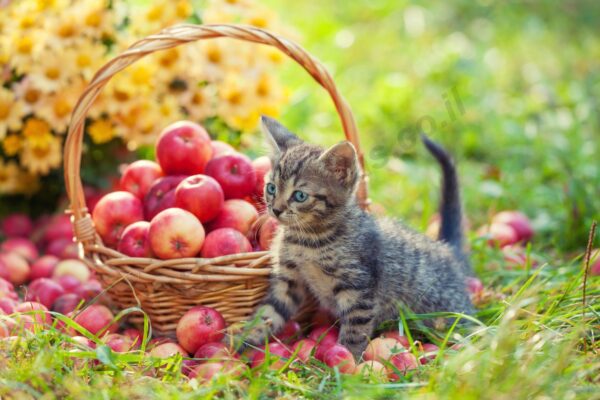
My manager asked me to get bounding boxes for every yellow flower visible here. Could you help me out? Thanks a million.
[20,134,62,175]
[2,134,22,156]
[36,84,81,133]
[0,88,25,139]
[0,160,21,193]
[22,118,53,148]
[88,119,116,144]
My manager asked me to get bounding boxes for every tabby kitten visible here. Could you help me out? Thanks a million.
[242,116,474,358]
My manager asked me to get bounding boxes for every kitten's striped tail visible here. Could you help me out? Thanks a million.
[421,134,471,273]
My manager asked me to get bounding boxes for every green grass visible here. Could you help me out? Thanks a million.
[2,0,600,398]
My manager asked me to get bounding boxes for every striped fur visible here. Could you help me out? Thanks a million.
[242,116,474,358]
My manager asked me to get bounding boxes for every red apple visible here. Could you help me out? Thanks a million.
[56,275,82,293]
[210,141,235,158]
[388,352,418,379]
[419,343,439,365]
[176,306,226,354]
[308,325,339,347]
[45,238,72,258]
[381,331,410,348]
[119,160,164,199]
[292,339,317,362]
[122,328,142,348]
[200,228,252,258]
[0,252,30,285]
[1,213,33,237]
[0,277,17,300]
[258,217,279,250]
[466,276,484,296]
[149,208,205,259]
[492,211,533,242]
[364,338,404,362]
[190,361,224,381]
[275,320,302,344]
[194,341,237,361]
[92,191,144,247]
[478,223,519,248]
[42,214,73,243]
[0,297,18,314]
[25,278,65,308]
[30,255,59,280]
[71,335,95,348]
[104,333,135,353]
[208,199,258,236]
[155,121,213,175]
[323,344,356,374]
[1,238,38,262]
[75,279,103,301]
[355,360,387,377]
[252,156,271,197]
[53,259,90,283]
[74,305,117,335]
[314,342,336,362]
[175,175,224,223]
[592,250,600,276]
[52,293,83,315]
[143,175,187,220]
[205,153,256,199]
[117,221,153,258]
[251,343,292,369]
[15,301,52,326]
[150,342,188,358]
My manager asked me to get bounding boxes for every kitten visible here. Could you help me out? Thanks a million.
[241,116,474,358]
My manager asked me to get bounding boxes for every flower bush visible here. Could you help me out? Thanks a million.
[0,0,288,202]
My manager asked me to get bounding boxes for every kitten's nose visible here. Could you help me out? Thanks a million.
[272,208,283,217]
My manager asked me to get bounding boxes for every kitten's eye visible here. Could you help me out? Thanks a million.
[266,183,276,195]
[292,190,308,202]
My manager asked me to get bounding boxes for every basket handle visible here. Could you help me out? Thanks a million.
[64,24,369,245]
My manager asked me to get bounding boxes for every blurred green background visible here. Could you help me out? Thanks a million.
[263,0,600,252]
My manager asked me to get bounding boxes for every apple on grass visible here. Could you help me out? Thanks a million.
[155,121,213,175]
[419,343,439,364]
[466,276,484,296]
[205,153,257,199]
[1,238,39,262]
[1,213,33,237]
[323,344,356,374]
[190,361,248,382]
[200,228,252,258]
[76,279,103,301]
[119,160,163,199]
[0,252,30,285]
[92,191,144,247]
[117,221,153,258]
[25,278,65,308]
[15,301,52,326]
[0,277,17,300]
[308,325,339,347]
[143,176,187,221]
[0,297,18,314]
[123,328,143,348]
[381,331,411,348]
[492,211,534,242]
[175,174,224,223]
[149,208,205,259]
[194,341,238,361]
[292,339,317,363]
[104,333,135,353]
[150,342,188,358]
[208,199,258,236]
[251,343,292,369]
[477,223,519,248]
[274,320,302,344]
[388,352,419,379]
[363,337,404,362]
[74,305,117,335]
[30,255,60,280]
[52,293,84,315]
[53,259,91,283]
[355,360,387,377]
[176,306,226,354]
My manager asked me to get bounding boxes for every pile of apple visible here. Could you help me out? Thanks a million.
[0,212,105,322]
[164,305,437,381]
[92,120,277,260]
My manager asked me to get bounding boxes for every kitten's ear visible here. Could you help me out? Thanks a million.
[319,141,359,187]
[261,116,302,154]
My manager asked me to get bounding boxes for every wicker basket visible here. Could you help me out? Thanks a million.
[63,24,369,336]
